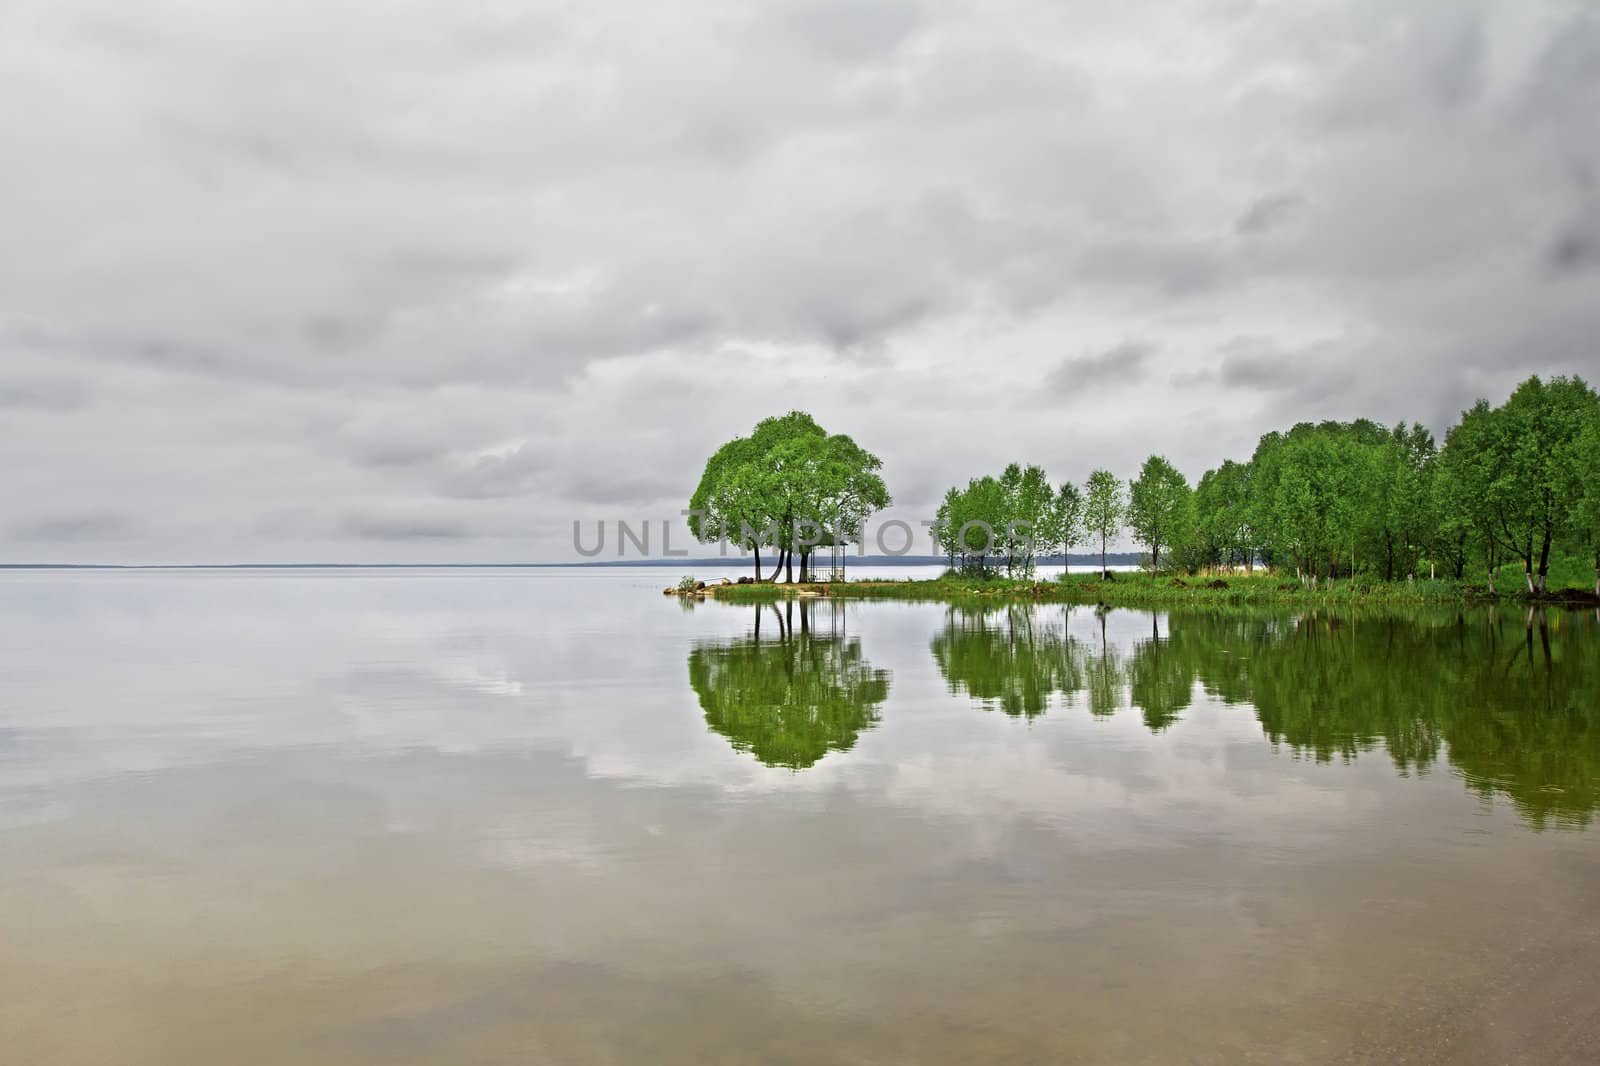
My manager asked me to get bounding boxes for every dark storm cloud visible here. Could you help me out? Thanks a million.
[3,0,1598,561]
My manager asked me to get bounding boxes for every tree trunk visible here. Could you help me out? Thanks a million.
[765,551,785,583]
[785,550,793,584]
[1101,537,1108,579]
[753,546,762,582]
[1152,545,1161,573]
[1524,569,1535,595]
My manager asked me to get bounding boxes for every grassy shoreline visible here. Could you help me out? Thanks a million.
[702,572,1600,608]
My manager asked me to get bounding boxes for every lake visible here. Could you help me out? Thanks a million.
[3,568,1598,1064]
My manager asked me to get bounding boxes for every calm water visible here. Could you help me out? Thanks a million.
[3,569,1599,1064]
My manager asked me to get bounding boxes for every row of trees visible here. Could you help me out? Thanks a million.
[931,464,1079,577]
[1166,375,1599,592]
[929,461,1173,579]
[1071,374,1598,592]
[689,376,1599,591]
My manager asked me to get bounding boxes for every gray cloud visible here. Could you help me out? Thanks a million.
[1546,211,1600,275]
[341,511,474,541]
[11,512,136,543]
[2,0,1598,561]
[1046,341,1157,392]
[1235,193,1306,236]
[0,377,90,412]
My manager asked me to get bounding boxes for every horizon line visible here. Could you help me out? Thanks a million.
[0,553,1146,571]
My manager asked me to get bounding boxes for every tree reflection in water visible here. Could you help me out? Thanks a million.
[687,600,890,770]
[928,605,1600,828]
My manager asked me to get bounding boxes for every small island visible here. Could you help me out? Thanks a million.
[671,374,1600,608]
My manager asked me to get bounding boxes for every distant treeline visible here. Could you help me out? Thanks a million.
[934,375,1599,593]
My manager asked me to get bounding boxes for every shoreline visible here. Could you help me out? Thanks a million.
[675,573,1600,609]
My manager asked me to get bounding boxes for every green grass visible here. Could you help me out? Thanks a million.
[706,569,1599,608]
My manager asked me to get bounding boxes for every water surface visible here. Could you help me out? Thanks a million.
[3,570,1598,1064]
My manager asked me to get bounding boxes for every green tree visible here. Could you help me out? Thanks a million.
[1492,376,1595,593]
[1126,454,1193,574]
[1436,400,1508,591]
[1046,481,1086,571]
[1000,463,1056,577]
[688,412,889,582]
[1192,459,1252,572]
[1083,468,1124,578]
[1572,405,1600,596]
[1371,423,1438,581]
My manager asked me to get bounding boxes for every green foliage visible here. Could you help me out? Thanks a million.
[676,575,699,594]
[1083,468,1124,575]
[934,463,1078,578]
[1190,460,1252,572]
[690,376,1597,599]
[688,411,890,581]
[1174,375,1599,595]
[1126,454,1193,574]
[1573,406,1600,593]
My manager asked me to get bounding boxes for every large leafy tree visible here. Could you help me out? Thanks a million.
[1492,375,1594,593]
[1000,463,1057,577]
[1436,400,1508,591]
[1083,468,1124,578]
[1371,423,1437,581]
[1573,404,1600,596]
[687,411,889,582]
[1192,459,1252,572]
[1126,454,1193,574]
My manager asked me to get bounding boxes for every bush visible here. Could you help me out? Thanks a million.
[676,575,699,594]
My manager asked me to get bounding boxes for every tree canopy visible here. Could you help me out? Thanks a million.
[1126,454,1193,574]
[688,411,890,581]
[686,375,1599,592]
[1083,469,1124,577]
[933,464,1083,577]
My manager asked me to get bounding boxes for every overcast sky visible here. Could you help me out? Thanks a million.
[3,0,1597,563]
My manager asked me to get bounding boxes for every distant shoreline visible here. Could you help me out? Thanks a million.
[0,554,1146,571]
[697,573,1600,609]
